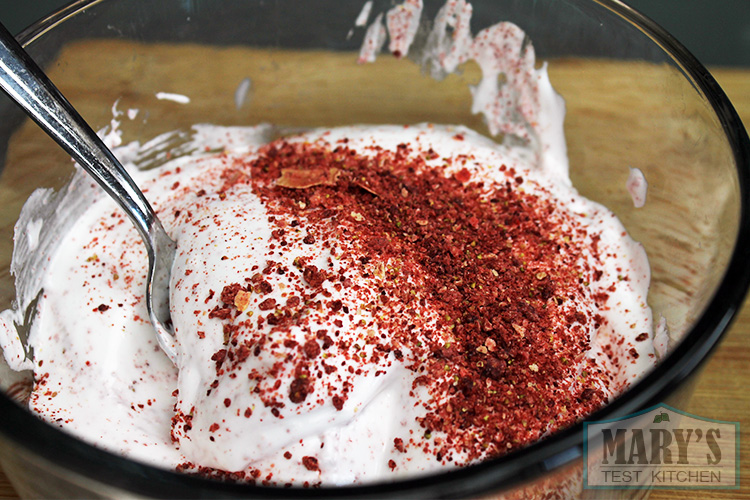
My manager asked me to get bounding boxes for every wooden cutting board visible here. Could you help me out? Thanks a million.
[0,41,747,499]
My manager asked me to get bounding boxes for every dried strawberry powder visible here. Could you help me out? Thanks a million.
[187,135,612,467]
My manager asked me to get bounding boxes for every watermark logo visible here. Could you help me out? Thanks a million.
[584,404,739,489]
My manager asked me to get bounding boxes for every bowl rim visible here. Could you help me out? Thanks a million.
[1,0,749,497]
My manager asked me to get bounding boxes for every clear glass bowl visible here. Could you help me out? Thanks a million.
[0,0,747,498]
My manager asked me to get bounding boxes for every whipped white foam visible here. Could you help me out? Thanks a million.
[627,166,648,208]
[1,122,655,484]
[156,92,191,104]
[354,1,374,27]
[358,12,387,64]
[385,0,423,58]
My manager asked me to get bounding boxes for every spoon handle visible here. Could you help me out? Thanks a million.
[0,22,161,244]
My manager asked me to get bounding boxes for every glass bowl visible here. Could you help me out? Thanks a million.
[0,0,747,498]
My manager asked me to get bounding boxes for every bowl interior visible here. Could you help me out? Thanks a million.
[0,0,746,497]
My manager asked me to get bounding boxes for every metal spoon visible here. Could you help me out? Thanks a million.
[0,23,178,364]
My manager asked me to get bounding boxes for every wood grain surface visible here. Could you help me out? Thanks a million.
[0,42,747,499]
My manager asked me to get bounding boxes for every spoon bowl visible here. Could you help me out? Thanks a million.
[0,22,178,364]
